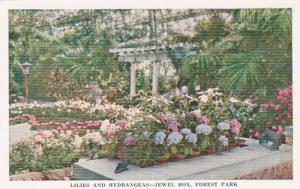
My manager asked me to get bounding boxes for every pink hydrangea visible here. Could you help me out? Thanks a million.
[123,136,137,146]
[116,119,127,128]
[107,131,117,140]
[199,115,210,124]
[188,110,210,124]
[167,120,179,132]
[228,119,241,136]
[188,110,202,120]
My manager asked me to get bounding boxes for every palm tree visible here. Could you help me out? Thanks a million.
[180,9,292,99]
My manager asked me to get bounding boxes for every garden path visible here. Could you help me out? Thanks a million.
[9,123,36,146]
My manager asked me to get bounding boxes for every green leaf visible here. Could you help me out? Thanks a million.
[163,152,171,159]
[218,52,263,97]
[183,148,190,156]
[170,146,178,155]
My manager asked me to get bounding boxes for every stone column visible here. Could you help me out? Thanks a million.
[152,60,159,95]
[130,62,137,98]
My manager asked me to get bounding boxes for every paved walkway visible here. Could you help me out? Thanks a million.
[9,123,36,146]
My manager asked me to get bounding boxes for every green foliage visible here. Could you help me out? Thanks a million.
[178,9,292,100]
[38,143,80,170]
[193,14,227,44]
[228,101,259,137]
[46,67,88,100]
[124,139,158,167]
[179,49,219,89]
[218,52,262,97]
[9,142,35,174]
[122,116,163,166]
[10,141,81,174]
[134,91,173,114]
[9,9,291,102]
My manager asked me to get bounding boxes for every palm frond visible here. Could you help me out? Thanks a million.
[184,51,218,69]
[218,52,263,96]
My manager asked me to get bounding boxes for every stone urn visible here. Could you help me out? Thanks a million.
[284,126,293,145]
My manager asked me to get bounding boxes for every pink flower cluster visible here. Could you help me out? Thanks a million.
[167,120,179,132]
[123,136,137,146]
[260,84,292,127]
[31,130,52,153]
[25,114,102,130]
[228,119,241,136]
[157,113,179,132]
[248,128,262,139]
[115,119,127,128]
[188,110,210,124]
[272,125,284,135]
[260,102,281,112]
[22,114,38,125]
[56,120,101,130]
[276,85,292,119]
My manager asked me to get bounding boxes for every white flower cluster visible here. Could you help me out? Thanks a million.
[55,100,91,111]
[82,131,106,145]
[219,135,229,146]
[100,119,120,135]
[217,122,230,131]
[197,88,224,103]
[195,124,212,135]
[10,100,130,118]
[30,128,108,150]
[10,101,53,114]
[88,103,127,116]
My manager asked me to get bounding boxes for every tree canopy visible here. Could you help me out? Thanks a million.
[9,9,292,102]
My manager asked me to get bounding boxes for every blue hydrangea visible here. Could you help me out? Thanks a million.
[185,133,197,144]
[217,122,230,131]
[219,135,229,146]
[195,124,212,135]
[153,131,166,145]
[166,131,183,146]
[180,128,192,135]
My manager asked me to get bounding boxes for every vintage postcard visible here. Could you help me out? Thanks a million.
[0,0,299,189]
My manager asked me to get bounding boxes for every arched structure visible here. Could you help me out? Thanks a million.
[109,44,189,98]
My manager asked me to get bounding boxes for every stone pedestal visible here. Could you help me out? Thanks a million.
[130,62,137,98]
[152,61,159,95]
[284,126,293,145]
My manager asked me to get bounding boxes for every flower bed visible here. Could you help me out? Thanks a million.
[9,100,135,130]
[10,86,291,173]
[110,112,243,167]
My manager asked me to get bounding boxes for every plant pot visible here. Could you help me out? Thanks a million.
[236,139,246,145]
[223,145,234,151]
[191,151,201,157]
[155,156,169,163]
[116,145,126,160]
[116,153,126,160]
[174,153,187,160]
[228,142,237,148]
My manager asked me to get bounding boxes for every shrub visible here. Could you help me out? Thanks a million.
[254,84,292,135]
